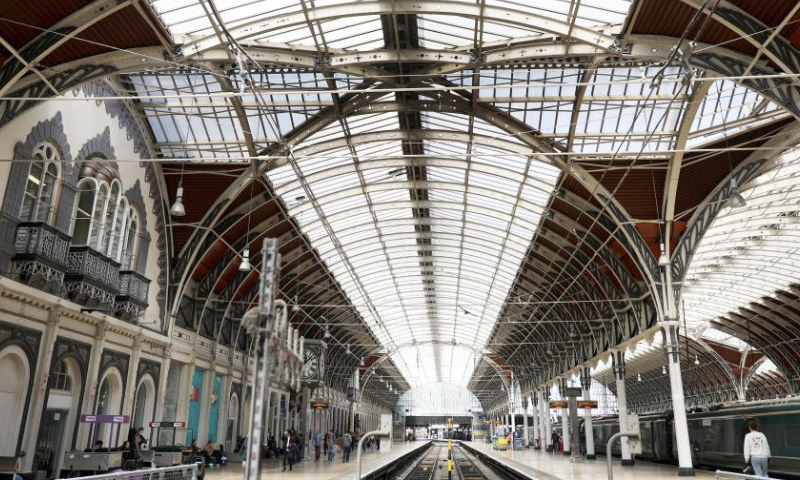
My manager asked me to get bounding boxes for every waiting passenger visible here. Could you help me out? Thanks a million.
[93,441,105,452]
[743,421,770,478]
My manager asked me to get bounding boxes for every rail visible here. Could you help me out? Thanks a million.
[715,470,785,479]
[606,431,640,480]
[455,442,531,480]
[355,440,432,480]
[57,463,197,480]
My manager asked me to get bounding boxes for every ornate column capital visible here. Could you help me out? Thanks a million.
[580,367,592,391]
[611,349,626,381]
[660,320,682,363]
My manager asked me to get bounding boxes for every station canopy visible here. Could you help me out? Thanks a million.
[3,0,800,405]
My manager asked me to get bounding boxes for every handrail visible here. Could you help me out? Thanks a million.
[57,463,196,480]
[356,429,390,480]
[715,470,785,480]
[606,431,639,480]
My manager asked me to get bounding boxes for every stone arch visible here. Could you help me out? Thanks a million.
[0,346,31,456]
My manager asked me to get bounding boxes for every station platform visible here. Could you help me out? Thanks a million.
[203,441,431,480]
[461,441,716,479]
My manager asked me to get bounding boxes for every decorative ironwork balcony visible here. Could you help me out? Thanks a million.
[12,222,70,289]
[115,270,150,320]
[64,245,120,307]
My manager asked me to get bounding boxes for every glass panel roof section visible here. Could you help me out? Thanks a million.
[682,148,800,347]
[267,110,560,387]
[687,79,785,148]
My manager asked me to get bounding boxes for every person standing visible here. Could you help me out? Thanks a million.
[744,421,771,478]
[313,432,323,461]
[342,432,352,463]
[551,430,561,454]
[282,430,295,472]
[326,431,336,462]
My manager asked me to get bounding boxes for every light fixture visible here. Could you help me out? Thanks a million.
[360,357,365,367]
[694,355,700,366]
[239,248,251,272]
[662,365,667,375]
[323,326,330,339]
[346,344,351,355]
[637,373,642,382]
[292,295,299,312]
[658,243,670,267]
[170,183,186,217]
[727,178,747,208]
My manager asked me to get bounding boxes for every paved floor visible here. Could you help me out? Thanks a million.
[203,441,430,480]
[464,441,716,480]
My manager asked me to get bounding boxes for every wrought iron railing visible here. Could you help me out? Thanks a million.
[118,270,150,305]
[66,246,120,292]
[13,222,70,266]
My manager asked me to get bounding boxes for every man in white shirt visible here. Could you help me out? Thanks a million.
[744,421,771,477]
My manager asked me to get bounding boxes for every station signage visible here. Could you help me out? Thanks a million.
[81,414,130,424]
[149,421,186,428]
[577,401,599,409]
[549,400,568,408]
[310,401,329,410]
[564,387,583,397]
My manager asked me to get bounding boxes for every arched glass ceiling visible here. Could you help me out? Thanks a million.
[150,0,633,48]
[391,345,482,388]
[267,111,561,386]
[397,382,483,416]
[682,148,800,348]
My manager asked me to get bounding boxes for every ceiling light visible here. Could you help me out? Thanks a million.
[637,373,642,382]
[170,185,186,217]
[323,327,330,339]
[360,357,365,367]
[239,248,251,272]
[346,344,351,355]
[662,365,667,375]
[292,295,299,312]
[727,178,747,209]
[658,243,669,267]
[694,355,700,366]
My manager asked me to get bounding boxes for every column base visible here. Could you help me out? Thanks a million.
[677,468,695,476]
[563,451,570,456]
[621,459,635,466]
[585,454,596,460]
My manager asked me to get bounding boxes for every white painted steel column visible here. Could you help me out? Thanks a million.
[559,379,570,455]
[77,321,108,449]
[523,395,530,447]
[662,321,695,476]
[510,404,516,439]
[612,350,633,465]
[580,367,596,459]
[531,394,540,449]
[541,388,552,449]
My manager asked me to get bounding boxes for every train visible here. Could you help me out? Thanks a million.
[536,401,800,478]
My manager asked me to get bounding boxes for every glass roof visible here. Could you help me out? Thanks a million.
[267,110,561,386]
[682,148,800,347]
[126,0,797,392]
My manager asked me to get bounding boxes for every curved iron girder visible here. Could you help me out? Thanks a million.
[671,125,800,286]
[182,0,619,57]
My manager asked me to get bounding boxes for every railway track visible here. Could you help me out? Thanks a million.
[452,446,492,480]
[402,445,444,480]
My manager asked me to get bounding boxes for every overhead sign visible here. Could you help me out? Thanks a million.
[310,401,329,410]
[564,387,583,397]
[577,401,599,409]
[81,414,129,424]
[549,400,568,408]
[149,421,186,428]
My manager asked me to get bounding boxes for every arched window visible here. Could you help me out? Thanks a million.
[121,209,140,270]
[72,179,97,246]
[89,182,108,248]
[21,142,60,224]
[51,359,73,391]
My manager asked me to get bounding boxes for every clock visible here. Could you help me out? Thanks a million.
[301,349,320,381]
